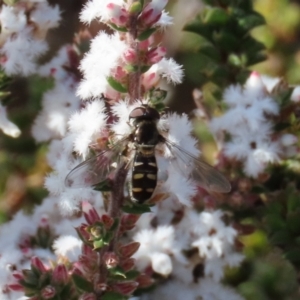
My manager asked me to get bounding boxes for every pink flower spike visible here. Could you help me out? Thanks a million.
[41,285,56,299]
[31,257,48,273]
[82,201,100,224]
[107,3,129,27]
[147,46,167,64]
[52,264,69,285]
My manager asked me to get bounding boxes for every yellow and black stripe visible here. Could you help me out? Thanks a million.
[131,149,157,203]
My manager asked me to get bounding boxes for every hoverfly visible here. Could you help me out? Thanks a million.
[65,105,231,203]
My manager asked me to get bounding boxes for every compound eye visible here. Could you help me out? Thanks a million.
[129,107,145,119]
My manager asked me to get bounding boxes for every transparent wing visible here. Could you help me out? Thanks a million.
[65,138,129,188]
[164,139,231,193]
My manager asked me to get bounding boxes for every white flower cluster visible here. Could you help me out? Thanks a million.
[132,208,244,300]
[0,197,84,300]
[210,72,297,177]
[0,0,61,75]
[0,1,245,299]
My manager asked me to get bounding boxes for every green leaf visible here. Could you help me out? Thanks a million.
[270,230,292,246]
[284,248,300,264]
[92,180,112,192]
[204,7,229,25]
[109,23,128,32]
[71,274,93,292]
[93,238,105,249]
[102,291,128,300]
[198,44,220,61]
[129,1,142,14]
[137,28,156,41]
[107,77,128,93]
[238,13,265,31]
[109,266,127,279]
[122,203,152,214]
[213,30,239,51]
[286,212,300,235]
[125,65,151,73]
[183,20,213,42]
[124,270,140,280]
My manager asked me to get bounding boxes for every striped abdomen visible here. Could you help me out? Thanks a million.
[131,148,157,203]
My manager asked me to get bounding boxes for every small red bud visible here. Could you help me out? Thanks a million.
[12,271,23,280]
[41,285,56,299]
[31,257,47,273]
[101,214,114,230]
[52,264,69,285]
[136,274,154,288]
[119,258,135,272]
[82,202,101,224]
[79,293,97,300]
[103,252,119,269]
[113,281,138,295]
[118,242,140,258]
[7,283,24,292]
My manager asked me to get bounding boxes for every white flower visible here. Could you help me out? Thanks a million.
[133,226,182,275]
[0,5,27,34]
[32,84,80,142]
[192,210,244,281]
[68,99,107,158]
[80,0,124,24]
[53,235,82,261]
[210,73,281,177]
[1,28,48,75]
[77,32,128,100]
[0,104,21,138]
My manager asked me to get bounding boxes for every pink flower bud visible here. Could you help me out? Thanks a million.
[112,66,127,80]
[107,3,129,27]
[52,264,69,285]
[82,202,101,224]
[12,271,23,281]
[7,283,24,292]
[103,252,119,269]
[147,46,166,64]
[119,258,135,272]
[121,214,140,231]
[31,257,47,273]
[101,214,114,230]
[76,224,90,241]
[39,214,49,227]
[118,242,140,258]
[141,66,160,91]
[79,293,97,300]
[139,39,151,51]
[139,0,168,26]
[41,285,56,299]
[123,48,138,63]
[136,274,154,288]
[113,281,138,295]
